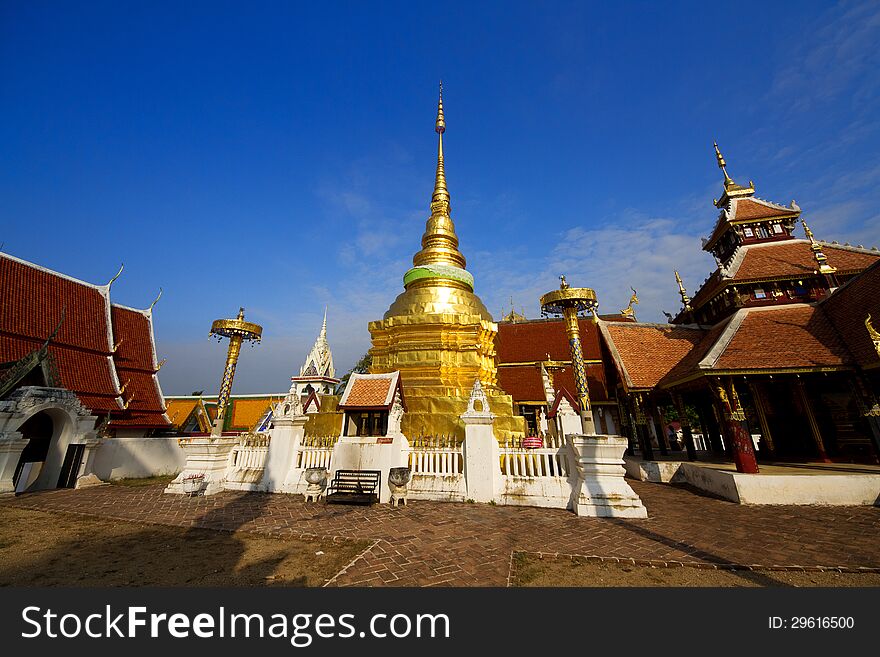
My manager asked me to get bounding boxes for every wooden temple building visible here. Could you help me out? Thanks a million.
[598,145,880,470]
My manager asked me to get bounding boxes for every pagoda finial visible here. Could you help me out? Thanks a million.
[432,81,449,208]
[320,306,328,339]
[675,270,693,312]
[714,141,732,185]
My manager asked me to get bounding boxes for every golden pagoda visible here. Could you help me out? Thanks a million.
[367,84,525,439]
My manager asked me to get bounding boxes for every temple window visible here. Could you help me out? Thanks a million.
[772,223,783,234]
[754,288,767,299]
[344,410,388,437]
[743,227,754,238]
[756,225,769,238]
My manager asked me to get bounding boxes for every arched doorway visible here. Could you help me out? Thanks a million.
[12,407,81,493]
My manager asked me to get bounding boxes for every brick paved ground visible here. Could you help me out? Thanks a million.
[4,481,879,586]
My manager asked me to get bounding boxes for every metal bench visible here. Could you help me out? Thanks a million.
[325,469,381,505]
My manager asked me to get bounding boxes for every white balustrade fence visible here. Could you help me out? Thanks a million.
[500,435,572,478]
[406,435,463,475]
[229,432,270,471]
[296,435,337,471]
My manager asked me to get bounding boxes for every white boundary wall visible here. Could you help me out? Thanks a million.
[91,437,186,480]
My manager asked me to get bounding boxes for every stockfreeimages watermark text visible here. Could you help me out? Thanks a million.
[21,605,450,646]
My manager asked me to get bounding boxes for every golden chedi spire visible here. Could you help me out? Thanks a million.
[366,84,523,439]
[407,82,470,281]
[384,83,491,320]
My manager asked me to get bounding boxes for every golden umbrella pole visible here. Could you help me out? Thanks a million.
[209,307,262,435]
[540,276,599,435]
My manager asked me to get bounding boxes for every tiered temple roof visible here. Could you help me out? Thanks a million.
[0,252,169,429]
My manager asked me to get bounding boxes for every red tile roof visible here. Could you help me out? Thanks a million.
[496,363,608,403]
[705,197,800,248]
[345,378,391,407]
[496,317,603,362]
[600,322,708,390]
[494,316,609,403]
[109,305,168,428]
[819,260,880,368]
[712,306,850,371]
[733,198,797,221]
[733,241,880,281]
[1,255,113,355]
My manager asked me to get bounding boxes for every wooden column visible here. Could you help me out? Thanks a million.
[796,378,831,462]
[748,380,775,458]
[633,394,654,461]
[651,399,669,456]
[672,392,697,461]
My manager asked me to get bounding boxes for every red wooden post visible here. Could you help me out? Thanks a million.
[714,378,759,474]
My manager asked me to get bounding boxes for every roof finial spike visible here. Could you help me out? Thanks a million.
[713,141,732,184]
[108,263,124,288]
[321,306,328,338]
[675,270,693,311]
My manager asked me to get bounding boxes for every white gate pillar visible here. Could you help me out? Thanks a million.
[461,380,501,504]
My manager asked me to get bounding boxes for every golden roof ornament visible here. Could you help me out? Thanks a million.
[802,219,837,275]
[712,141,755,207]
[620,286,639,320]
[675,270,693,311]
[867,314,880,358]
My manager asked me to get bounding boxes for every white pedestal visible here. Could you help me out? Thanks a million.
[568,434,647,518]
[329,434,409,503]
[462,415,500,503]
[165,436,238,496]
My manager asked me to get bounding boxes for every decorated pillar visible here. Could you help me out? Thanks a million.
[540,276,599,434]
[208,308,263,435]
[713,377,759,474]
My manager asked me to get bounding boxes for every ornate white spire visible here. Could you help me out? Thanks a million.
[299,308,335,379]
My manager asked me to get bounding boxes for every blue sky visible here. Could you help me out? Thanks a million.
[3,1,879,394]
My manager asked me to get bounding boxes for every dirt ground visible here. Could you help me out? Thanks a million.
[512,554,880,587]
[0,506,368,587]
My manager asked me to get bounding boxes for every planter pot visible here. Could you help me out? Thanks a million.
[182,477,204,495]
[388,467,412,487]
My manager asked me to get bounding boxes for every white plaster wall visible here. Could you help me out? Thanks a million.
[407,474,467,502]
[91,437,186,480]
[676,463,880,506]
[498,476,573,508]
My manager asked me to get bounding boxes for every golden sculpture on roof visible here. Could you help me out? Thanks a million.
[620,287,639,320]
[867,314,880,358]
